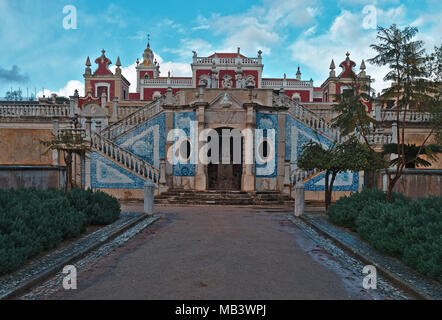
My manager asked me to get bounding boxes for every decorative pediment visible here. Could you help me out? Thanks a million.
[208,91,243,109]
[80,103,108,118]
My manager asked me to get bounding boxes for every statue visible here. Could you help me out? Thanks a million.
[222,75,233,89]
[245,75,255,87]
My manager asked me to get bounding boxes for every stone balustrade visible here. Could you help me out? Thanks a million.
[91,133,159,185]
[141,78,193,87]
[101,97,164,140]
[0,104,70,118]
[380,109,432,122]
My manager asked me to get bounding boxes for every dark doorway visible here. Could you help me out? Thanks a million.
[208,127,243,190]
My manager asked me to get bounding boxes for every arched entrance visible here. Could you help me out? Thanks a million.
[208,127,243,190]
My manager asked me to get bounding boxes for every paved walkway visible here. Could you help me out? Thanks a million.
[48,206,384,300]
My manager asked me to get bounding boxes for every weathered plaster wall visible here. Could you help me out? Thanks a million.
[0,128,55,165]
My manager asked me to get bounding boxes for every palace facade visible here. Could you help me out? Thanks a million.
[0,41,438,203]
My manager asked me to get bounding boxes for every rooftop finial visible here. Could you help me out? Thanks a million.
[360,59,366,70]
[147,34,150,47]
[329,59,335,70]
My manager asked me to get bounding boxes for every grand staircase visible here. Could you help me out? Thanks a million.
[155,189,294,206]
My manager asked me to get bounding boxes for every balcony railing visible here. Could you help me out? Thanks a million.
[194,57,260,65]
[0,104,70,118]
[262,79,313,89]
[141,78,193,87]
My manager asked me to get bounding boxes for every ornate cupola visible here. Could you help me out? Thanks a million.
[296,66,301,80]
[94,49,113,76]
[338,52,356,78]
[329,59,336,77]
[136,36,160,94]
[359,59,367,77]
[142,41,154,67]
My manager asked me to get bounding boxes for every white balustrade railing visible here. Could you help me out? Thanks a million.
[194,56,259,65]
[0,104,70,118]
[141,78,193,87]
[262,79,312,88]
[286,97,343,143]
[101,97,164,140]
[91,133,159,185]
[381,109,432,122]
[290,168,321,186]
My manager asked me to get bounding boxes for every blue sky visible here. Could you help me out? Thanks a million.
[0,0,441,98]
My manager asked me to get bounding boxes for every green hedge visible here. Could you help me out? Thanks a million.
[0,188,120,275]
[328,189,442,282]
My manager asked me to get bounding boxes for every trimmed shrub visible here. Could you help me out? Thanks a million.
[0,188,120,275]
[328,191,442,282]
[67,188,120,225]
[328,188,409,230]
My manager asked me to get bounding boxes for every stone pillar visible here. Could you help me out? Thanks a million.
[164,109,174,188]
[95,121,102,134]
[294,182,305,217]
[84,152,91,189]
[159,158,168,193]
[111,97,119,123]
[101,92,107,108]
[391,121,398,143]
[52,118,60,166]
[195,104,207,191]
[85,117,92,139]
[283,160,291,195]
[165,87,173,105]
[375,104,381,121]
[277,113,286,192]
[144,180,156,216]
[242,104,255,192]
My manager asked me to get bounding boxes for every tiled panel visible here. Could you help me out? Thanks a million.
[255,112,278,178]
[90,152,145,189]
[285,114,358,191]
[115,113,166,169]
[172,112,196,177]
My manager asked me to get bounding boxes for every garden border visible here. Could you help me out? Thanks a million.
[0,212,160,300]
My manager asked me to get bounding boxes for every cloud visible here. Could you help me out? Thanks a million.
[195,0,321,56]
[289,9,399,93]
[0,65,29,82]
[37,80,83,98]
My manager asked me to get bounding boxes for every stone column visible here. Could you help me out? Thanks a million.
[277,113,286,192]
[144,180,156,216]
[85,117,92,139]
[52,118,60,166]
[95,121,102,134]
[164,109,174,188]
[195,104,207,191]
[110,97,119,123]
[242,103,255,192]
[159,158,168,193]
[101,92,107,108]
[294,182,305,217]
[283,160,291,195]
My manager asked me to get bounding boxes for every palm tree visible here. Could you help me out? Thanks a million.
[382,143,442,168]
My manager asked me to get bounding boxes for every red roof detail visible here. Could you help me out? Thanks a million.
[314,87,322,91]
[208,53,247,59]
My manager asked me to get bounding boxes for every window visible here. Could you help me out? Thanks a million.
[144,74,149,79]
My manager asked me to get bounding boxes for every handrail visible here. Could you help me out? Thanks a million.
[284,96,343,143]
[91,133,160,185]
[101,97,164,140]
[0,104,70,118]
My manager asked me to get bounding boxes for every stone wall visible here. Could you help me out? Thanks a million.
[0,127,56,165]
[0,165,65,190]
[380,169,442,199]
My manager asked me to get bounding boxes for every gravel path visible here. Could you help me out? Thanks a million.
[22,206,408,300]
